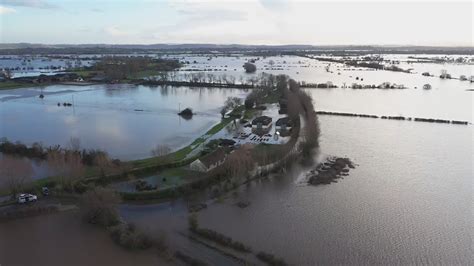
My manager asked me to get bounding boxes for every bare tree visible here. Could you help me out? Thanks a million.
[1,69,12,79]
[0,156,33,198]
[47,150,85,191]
[151,144,171,157]
[68,137,81,151]
[268,59,275,69]
[224,144,254,179]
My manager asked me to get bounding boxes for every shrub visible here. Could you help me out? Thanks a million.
[178,108,193,117]
[79,187,120,227]
[108,223,153,250]
[243,62,257,73]
[244,98,254,109]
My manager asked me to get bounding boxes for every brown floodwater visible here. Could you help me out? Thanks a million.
[0,211,169,266]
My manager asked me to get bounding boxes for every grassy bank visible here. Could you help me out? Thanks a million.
[0,81,47,90]
[132,114,237,169]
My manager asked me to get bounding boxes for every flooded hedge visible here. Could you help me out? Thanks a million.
[316,111,470,125]
[256,251,288,266]
[190,227,252,253]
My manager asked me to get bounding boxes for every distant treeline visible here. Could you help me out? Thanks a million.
[139,79,254,89]
[302,55,410,73]
[1,44,472,56]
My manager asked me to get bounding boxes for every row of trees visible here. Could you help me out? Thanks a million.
[91,56,181,80]
[0,138,128,198]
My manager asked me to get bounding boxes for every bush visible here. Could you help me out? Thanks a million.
[243,62,257,73]
[244,98,254,109]
[73,181,91,193]
[79,187,120,227]
[108,223,153,250]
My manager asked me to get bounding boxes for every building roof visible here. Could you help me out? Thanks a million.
[199,147,227,168]
[252,116,272,126]
[276,116,293,127]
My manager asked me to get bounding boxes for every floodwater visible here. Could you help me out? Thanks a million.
[196,115,473,265]
[0,211,168,266]
[0,84,248,160]
[0,54,473,264]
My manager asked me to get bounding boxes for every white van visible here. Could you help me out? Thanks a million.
[17,193,38,204]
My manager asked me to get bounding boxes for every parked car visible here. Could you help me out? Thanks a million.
[17,193,37,204]
[42,187,49,196]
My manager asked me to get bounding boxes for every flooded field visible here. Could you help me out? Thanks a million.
[0,211,168,266]
[0,84,248,160]
[195,115,473,265]
[173,54,473,121]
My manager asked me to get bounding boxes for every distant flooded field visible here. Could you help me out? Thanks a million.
[173,54,473,121]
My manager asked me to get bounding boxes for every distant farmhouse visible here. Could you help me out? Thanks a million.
[190,147,228,172]
[251,116,272,135]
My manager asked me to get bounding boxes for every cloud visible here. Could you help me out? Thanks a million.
[259,0,288,11]
[104,26,129,37]
[2,0,58,9]
[0,5,16,14]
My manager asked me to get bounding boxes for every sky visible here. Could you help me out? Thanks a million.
[0,0,472,46]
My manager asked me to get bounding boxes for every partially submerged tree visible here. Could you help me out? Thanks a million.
[68,137,81,151]
[79,187,120,226]
[178,108,193,119]
[47,150,85,191]
[221,97,242,118]
[243,62,257,73]
[151,144,171,157]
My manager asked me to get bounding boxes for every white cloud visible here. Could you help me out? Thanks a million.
[0,5,16,14]
[104,26,129,37]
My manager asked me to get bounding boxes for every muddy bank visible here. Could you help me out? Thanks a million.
[307,157,355,185]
